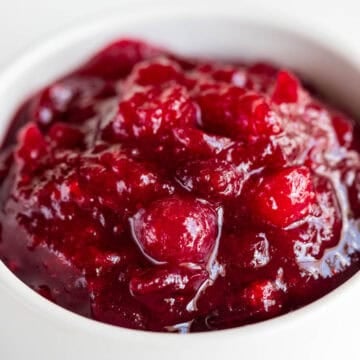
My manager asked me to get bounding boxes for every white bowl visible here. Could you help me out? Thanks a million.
[0,5,359,360]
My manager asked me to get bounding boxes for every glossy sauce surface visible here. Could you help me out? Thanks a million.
[0,39,359,332]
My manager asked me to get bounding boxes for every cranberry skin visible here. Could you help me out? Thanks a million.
[103,85,197,142]
[250,166,316,228]
[176,158,244,200]
[131,196,219,264]
[78,39,165,79]
[272,70,301,104]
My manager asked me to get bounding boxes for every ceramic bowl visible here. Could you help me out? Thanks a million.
[0,5,358,359]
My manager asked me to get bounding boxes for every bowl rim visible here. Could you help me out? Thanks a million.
[0,5,359,341]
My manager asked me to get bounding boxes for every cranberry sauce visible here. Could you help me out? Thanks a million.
[0,39,359,332]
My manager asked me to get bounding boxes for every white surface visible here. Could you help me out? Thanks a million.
[0,2,359,360]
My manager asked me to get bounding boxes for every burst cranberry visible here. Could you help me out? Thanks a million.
[126,57,183,88]
[102,85,197,142]
[16,123,48,171]
[192,63,247,86]
[219,138,288,170]
[196,84,282,141]
[129,265,208,325]
[131,196,218,264]
[241,279,284,318]
[166,127,233,163]
[78,148,175,212]
[250,166,316,228]
[176,158,244,200]
[78,39,165,79]
[31,77,114,128]
[47,123,84,148]
[272,70,301,104]
[331,113,354,147]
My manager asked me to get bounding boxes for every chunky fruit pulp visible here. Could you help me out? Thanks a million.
[0,39,359,332]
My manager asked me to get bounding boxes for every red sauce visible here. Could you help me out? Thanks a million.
[0,39,358,332]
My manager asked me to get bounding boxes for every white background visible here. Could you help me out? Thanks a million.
[1,0,360,70]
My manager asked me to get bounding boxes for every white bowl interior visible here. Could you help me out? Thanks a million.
[1,17,360,133]
[0,13,359,360]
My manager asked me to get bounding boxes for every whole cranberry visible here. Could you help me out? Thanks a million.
[130,196,219,264]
